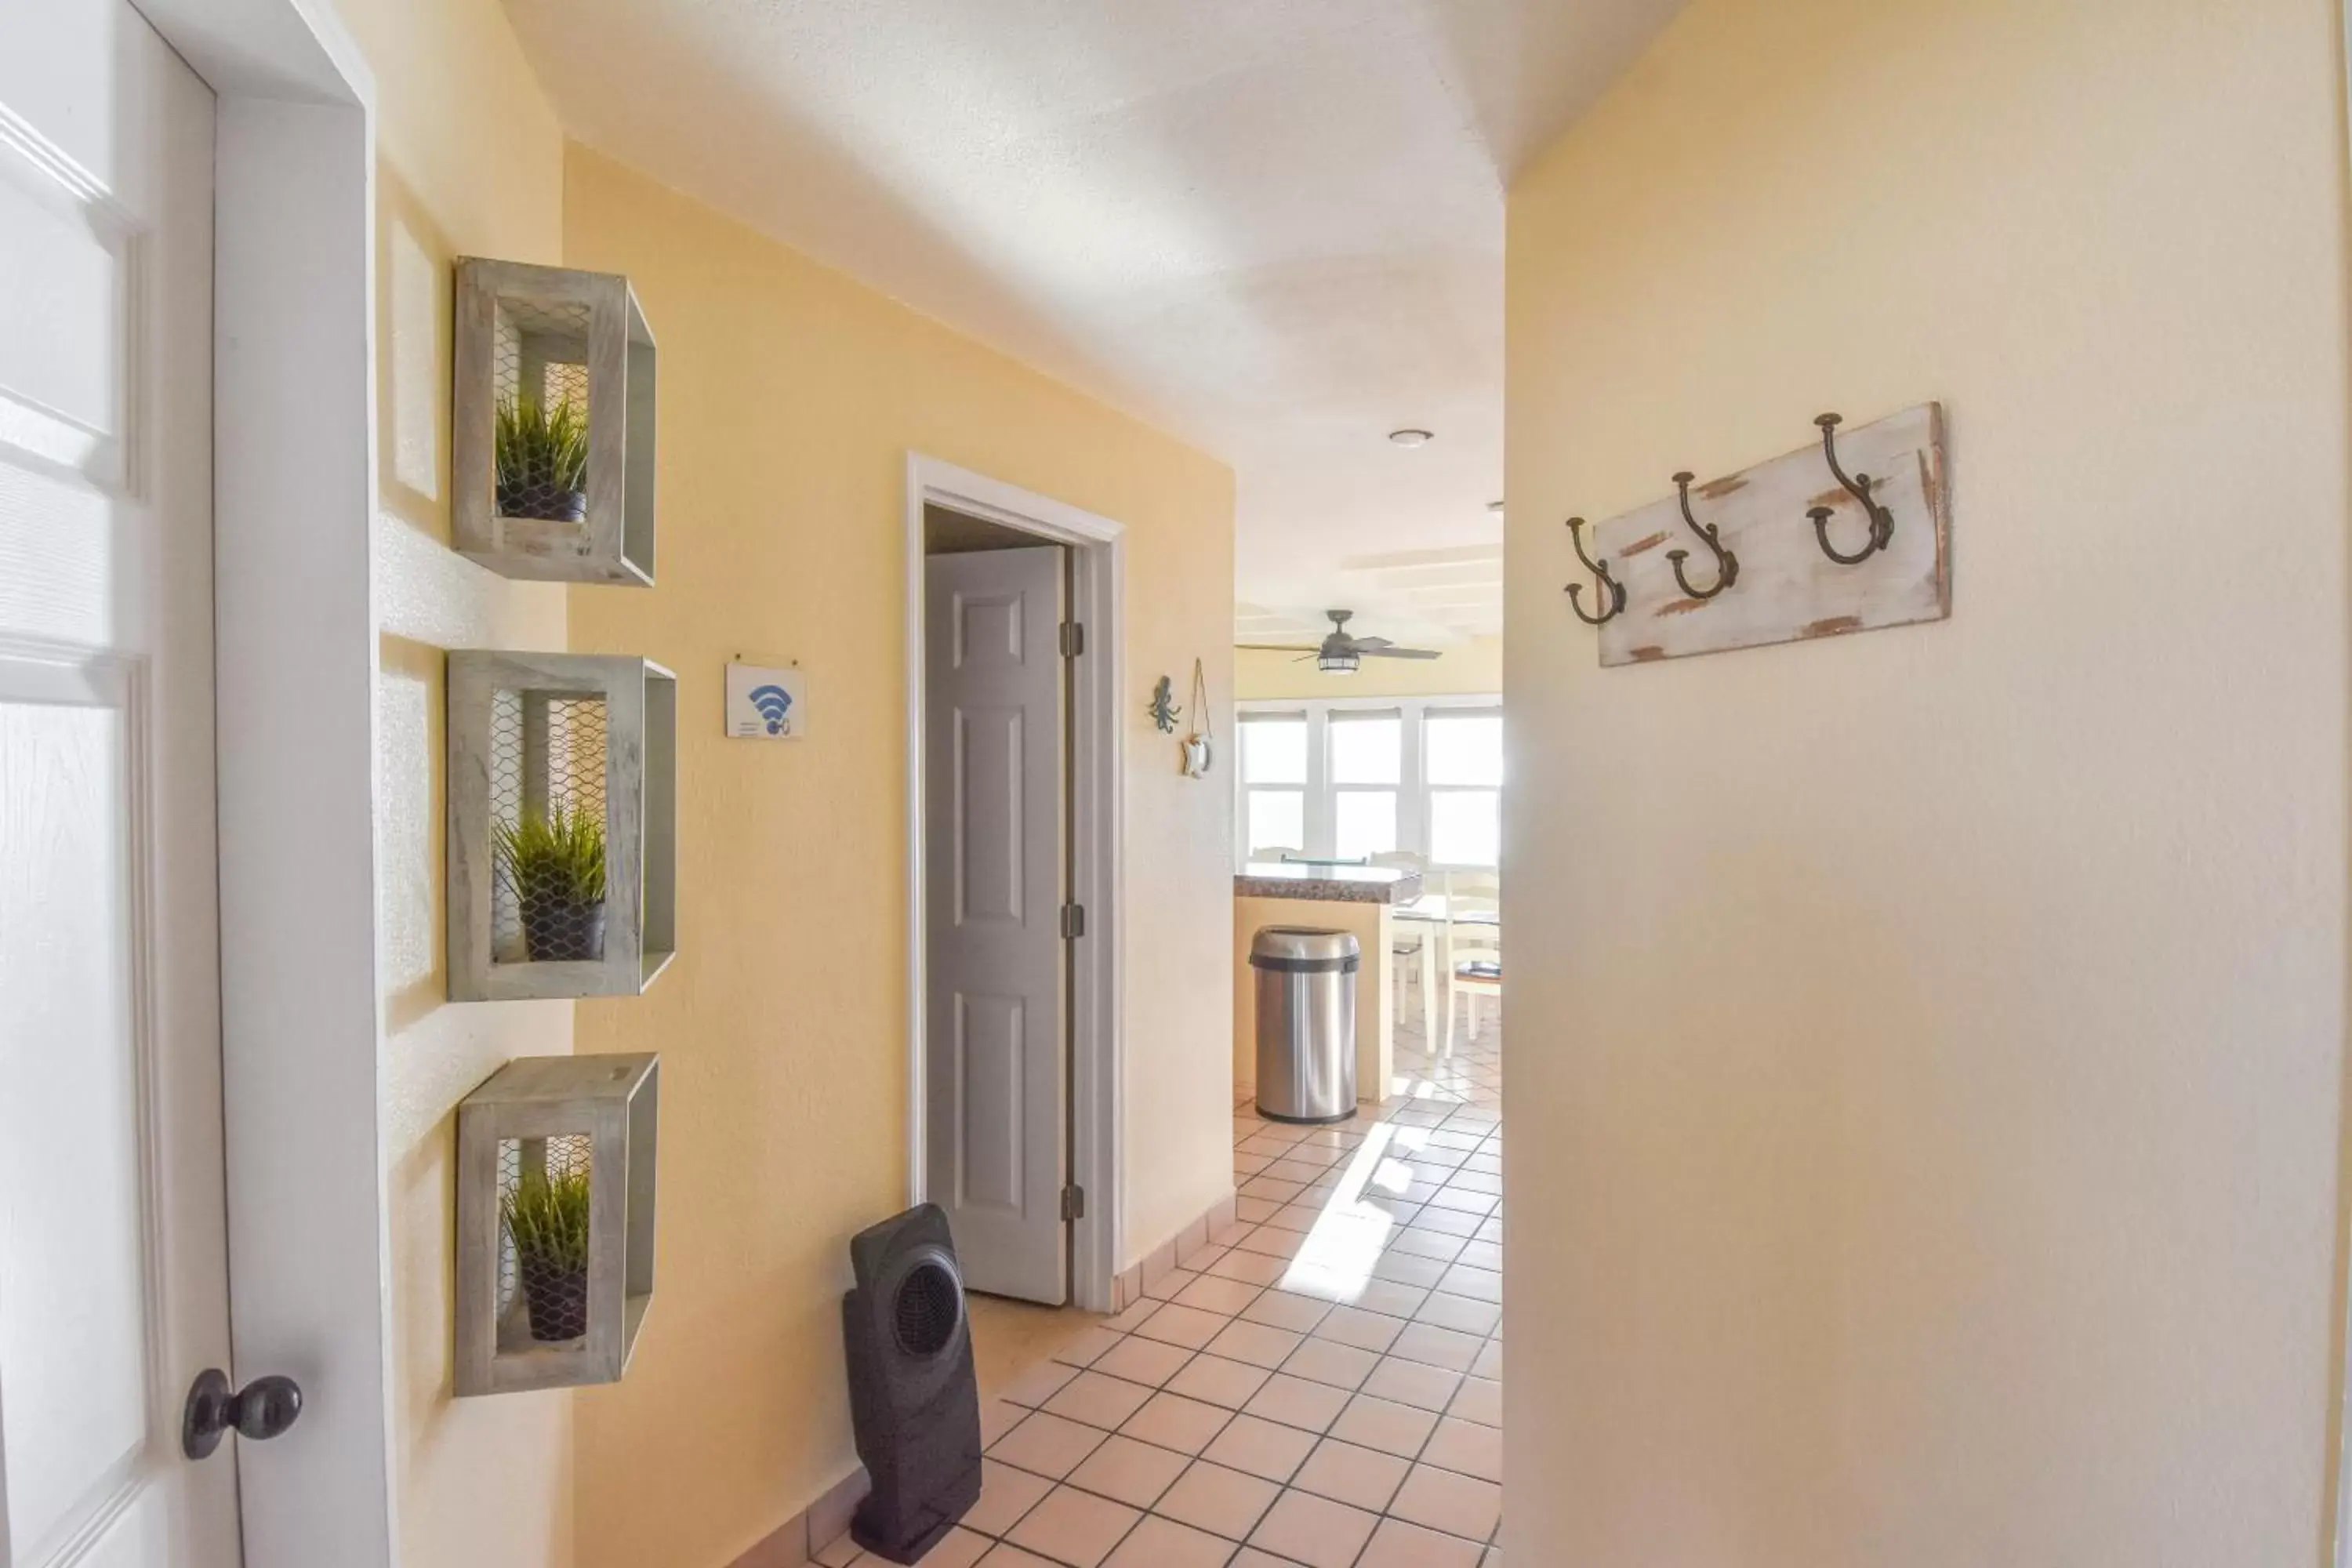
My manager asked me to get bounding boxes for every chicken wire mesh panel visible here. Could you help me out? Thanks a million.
[488,687,611,966]
[498,1134,596,1345]
[492,296,593,524]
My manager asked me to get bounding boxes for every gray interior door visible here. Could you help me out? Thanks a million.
[924,546,1069,1304]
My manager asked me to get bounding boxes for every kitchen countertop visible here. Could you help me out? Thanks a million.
[1233,862,1424,905]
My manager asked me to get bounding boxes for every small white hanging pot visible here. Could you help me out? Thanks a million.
[1181,658,1214,778]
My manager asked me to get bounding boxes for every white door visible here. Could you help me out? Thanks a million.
[924,546,1069,1304]
[0,4,244,1564]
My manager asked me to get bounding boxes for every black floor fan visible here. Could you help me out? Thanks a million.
[841,1203,982,1563]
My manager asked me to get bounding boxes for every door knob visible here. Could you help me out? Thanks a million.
[182,1368,303,1460]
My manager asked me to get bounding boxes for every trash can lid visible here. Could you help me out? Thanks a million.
[1250,927,1361,972]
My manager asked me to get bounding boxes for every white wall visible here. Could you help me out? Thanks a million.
[325,0,577,1561]
[1504,0,2351,1561]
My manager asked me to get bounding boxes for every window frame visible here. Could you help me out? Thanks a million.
[1422,706,1504,869]
[1327,708,1405,862]
[1237,708,1312,860]
[1233,694,1502,870]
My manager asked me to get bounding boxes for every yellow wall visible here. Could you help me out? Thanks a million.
[330,0,576,1563]
[1504,1,2348,1562]
[1235,633,1501,700]
[561,147,1236,1568]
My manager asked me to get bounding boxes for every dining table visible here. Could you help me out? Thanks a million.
[1388,893,1500,1050]
[1392,894,1500,927]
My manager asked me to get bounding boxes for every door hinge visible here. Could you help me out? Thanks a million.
[1061,1185,1085,1221]
[1060,903,1085,939]
[1059,621,1084,658]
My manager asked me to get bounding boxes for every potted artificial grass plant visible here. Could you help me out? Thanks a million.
[494,392,590,522]
[495,805,608,962]
[503,1163,593,1342]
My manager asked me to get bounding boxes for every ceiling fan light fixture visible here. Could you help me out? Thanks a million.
[1238,608,1439,669]
[1388,428,1433,448]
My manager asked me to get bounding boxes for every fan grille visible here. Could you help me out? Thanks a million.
[893,1259,962,1359]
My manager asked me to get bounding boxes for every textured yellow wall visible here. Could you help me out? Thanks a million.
[328,0,576,1563]
[561,147,1236,1568]
[1504,1,2348,1562]
[1235,634,1502,701]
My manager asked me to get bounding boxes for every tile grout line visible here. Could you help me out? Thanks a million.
[949,1064,1502,1568]
[1234,1087,1504,1565]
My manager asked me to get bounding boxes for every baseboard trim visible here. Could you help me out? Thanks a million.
[1109,1188,1239,1312]
[728,1465,869,1568]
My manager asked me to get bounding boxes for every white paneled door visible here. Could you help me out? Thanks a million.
[924,546,1069,1305]
[0,4,242,1565]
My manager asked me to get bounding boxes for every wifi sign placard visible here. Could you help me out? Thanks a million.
[725,662,808,739]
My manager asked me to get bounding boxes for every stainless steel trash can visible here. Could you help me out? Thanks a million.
[1251,927,1359,1123]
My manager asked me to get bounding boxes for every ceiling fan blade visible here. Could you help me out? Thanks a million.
[1359,646,1443,659]
[1236,643,1321,652]
[1350,636,1395,649]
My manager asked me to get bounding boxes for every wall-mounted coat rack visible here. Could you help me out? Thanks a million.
[1563,516,1627,626]
[1568,402,1950,666]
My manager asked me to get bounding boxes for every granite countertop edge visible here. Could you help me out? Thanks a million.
[1232,869,1425,906]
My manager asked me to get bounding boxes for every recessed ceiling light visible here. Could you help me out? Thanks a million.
[1388,429,1433,448]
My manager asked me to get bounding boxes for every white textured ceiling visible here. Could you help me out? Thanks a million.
[503,0,1681,641]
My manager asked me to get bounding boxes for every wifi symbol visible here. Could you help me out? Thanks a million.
[748,683,793,735]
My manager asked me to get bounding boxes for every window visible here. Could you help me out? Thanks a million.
[1425,710,1501,867]
[1329,712,1399,861]
[1232,698,1503,869]
[1240,712,1308,857]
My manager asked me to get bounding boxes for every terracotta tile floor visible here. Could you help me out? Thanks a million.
[816,1018,1505,1567]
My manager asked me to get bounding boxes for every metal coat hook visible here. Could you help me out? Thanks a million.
[1563,517,1627,626]
[1666,470,1739,601]
[1807,412,1896,564]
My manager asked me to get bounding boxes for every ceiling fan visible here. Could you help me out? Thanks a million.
[1239,610,1443,674]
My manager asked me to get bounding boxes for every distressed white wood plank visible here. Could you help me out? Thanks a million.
[1591,402,1951,666]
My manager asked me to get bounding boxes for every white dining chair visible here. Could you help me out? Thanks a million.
[1442,869,1501,1058]
[1372,851,1434,1044]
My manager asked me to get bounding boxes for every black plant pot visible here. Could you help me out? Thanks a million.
[497,484,588,523]
[517,1254,589,1342]
[522,899,606,963]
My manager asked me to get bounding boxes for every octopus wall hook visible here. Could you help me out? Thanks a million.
[1564,517,1627,626]
[1147,675,1180,733]
[1666,470,1740,601]
[1807,412,1896,564]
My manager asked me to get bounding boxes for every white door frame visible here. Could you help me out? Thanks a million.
[126,2,394,1562]
[905,454,1124,1313]
[2333,22,2352,1568]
